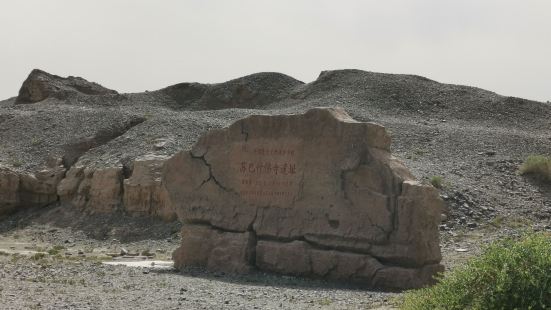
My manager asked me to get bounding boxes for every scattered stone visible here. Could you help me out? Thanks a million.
[153,139,169,150]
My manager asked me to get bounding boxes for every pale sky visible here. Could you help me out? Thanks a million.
[1,0,550,102]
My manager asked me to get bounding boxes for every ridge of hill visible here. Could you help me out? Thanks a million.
[0,68,550,230]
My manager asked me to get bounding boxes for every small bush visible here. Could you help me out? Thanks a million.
[429,176,443,189]
[519,155,551,182]
[30,252,47,261]
[318,298,332,306]
[401,233,551,310]
[30,137,40,146]
[10,253,22,263]
[141,249,154,257]
[47,245,65,256]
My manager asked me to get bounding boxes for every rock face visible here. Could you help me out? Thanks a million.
[164,107,443,290]
[0,156,177,221]
[123,155,176,221]
[15,69,117,104]
[0,168,20,216]
[171,225,255,274]
[0,163,66,216]
[58,166,122,213]
[57,157,176,220]
[19,166,66,207]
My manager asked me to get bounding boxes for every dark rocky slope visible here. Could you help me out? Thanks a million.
[15,69,118,104]
[0,68,549,230]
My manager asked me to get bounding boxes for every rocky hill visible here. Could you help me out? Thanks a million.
[1,68,550,227]
[1,68,550,308]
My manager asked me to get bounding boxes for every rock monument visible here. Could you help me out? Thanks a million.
[168,107,443,289]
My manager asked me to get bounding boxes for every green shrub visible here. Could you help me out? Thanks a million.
[519,155,551,182]
[401,233,551,310]
[47,245,65,255]
[429,176,443,189]
[30,252,46,261]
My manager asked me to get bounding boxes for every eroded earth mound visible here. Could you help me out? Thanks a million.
[1,68,550,228]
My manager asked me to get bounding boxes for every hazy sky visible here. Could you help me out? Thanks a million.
[1,0,550,102]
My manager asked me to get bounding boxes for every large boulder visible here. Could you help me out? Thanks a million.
[163,107,443,290]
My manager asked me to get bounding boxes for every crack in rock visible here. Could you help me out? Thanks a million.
[190,152,230,192]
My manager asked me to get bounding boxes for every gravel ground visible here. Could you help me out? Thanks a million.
[0,207,398,310]
[1,68,551,309]
[0,206,535,310]
[0,254,397,310]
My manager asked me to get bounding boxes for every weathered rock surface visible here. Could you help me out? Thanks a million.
[19,166,66,207]
[123,155,176,221]
[15,69,118,104]
[0,163,65,216]
[58,166,122,213]
[0,168,20,216]
[0,154,174,222]
[57,157,176,221]
[164,107,444,289]
[255,240,442,289]
[172,224,255,274]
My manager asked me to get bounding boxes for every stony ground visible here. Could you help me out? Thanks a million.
[0,206,532,310]
[0,207,399,310]
[1,69,550,309]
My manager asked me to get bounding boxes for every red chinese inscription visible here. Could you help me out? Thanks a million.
[233,141,301,206]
